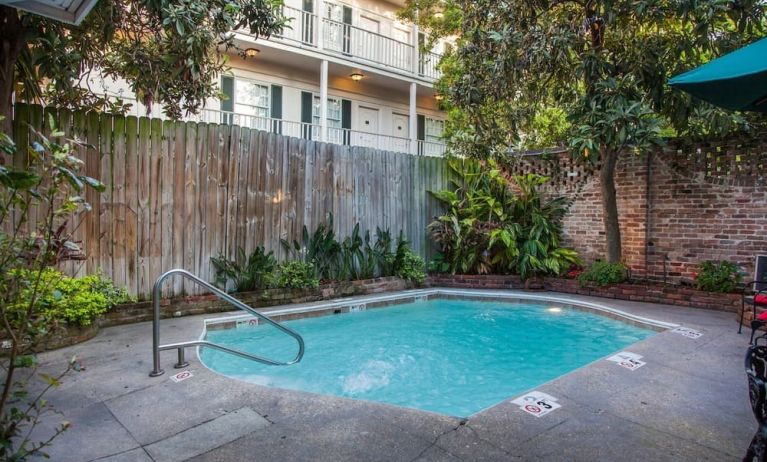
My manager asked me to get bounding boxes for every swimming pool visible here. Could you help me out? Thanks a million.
[199,295,658,417]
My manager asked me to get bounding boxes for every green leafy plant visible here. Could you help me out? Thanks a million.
[394,249,426,285]
[8,269,131,327]
[268,261,319,290]
[694,260,743,293]
[0,118,105,459]
[282,214,340,281]
[578,261,629,287]
[428,158,579,279]
[211,246,276,292]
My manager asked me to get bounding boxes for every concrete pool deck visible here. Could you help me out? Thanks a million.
[32,289,752,461]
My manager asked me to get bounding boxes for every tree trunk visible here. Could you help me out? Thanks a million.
[600,148,622,263]
[0,6,24,133]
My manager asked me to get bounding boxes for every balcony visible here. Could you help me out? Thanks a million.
[271,5,442,82]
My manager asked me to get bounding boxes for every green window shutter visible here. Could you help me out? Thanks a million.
[270,85,282,119]
[341,99,351,145]
[220,76,234,125]
[301,91,313,139]
[342,6,352,54]
[417,115,425,155]
[271,85,283,134]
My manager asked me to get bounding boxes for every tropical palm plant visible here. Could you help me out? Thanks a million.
[210,246,276,292]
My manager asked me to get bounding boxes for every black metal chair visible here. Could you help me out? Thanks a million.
[744,338,767,461]
[740,280,767,343]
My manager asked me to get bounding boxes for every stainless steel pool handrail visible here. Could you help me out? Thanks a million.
[149,269,305,377]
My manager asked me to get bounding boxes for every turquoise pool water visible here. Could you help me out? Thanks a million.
[200,298,655,416]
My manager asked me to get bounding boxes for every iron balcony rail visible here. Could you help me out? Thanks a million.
[149,269,305,377]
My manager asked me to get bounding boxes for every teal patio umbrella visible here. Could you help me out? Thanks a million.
[669,37,767,112]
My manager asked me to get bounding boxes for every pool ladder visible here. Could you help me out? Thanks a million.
[149,269,305,377]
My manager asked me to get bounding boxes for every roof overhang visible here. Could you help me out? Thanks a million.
[0,0,99,25]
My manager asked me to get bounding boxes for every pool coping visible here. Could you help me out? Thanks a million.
[200,288,680,335]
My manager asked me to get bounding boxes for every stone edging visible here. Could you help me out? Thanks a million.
[426,274,741,312]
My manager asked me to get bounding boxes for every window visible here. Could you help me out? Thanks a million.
[234,79,270,129]
[425,117,444,142]
[313,96,343,143]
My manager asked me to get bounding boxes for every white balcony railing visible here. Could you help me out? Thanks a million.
[279,6,318,47]
[274,5,441,80]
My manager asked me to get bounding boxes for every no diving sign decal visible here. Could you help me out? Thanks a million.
[606,351,646,371]
[671,326,703,339]
[511,391,561,417]
[170,370,193,383]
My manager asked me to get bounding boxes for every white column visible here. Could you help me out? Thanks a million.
[316,0,325,50]
[411,24,420,76]
[409,82,418,155]
[320,59,329,142]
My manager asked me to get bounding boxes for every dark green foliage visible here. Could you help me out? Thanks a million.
[268,261,319,289]
[694,260,743,293]
[428,158,579,279]
[578,261,629,287]
[210,246,276,292]
[282,216,423,282]
[282,214,340,281]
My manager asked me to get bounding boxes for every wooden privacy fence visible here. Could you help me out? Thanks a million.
[12,104,449,300]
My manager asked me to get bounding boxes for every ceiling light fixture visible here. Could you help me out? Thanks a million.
[350,71,365,82]
[243,48,260,58]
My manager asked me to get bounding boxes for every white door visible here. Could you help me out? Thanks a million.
[391,113,410,153]
[356,106,379,149]
[392,26,411,70]
[324,3,344,52]
[357,16,380,62]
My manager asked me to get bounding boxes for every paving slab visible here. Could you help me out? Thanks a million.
[144,407,270,462]
[95,447,154,462]
[30,402,139,462]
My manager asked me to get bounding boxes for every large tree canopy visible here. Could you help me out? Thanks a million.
[0,0,285,123]
[403,0,767,263]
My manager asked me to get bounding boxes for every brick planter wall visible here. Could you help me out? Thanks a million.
[102,277,411,327]
[426,274,741,312]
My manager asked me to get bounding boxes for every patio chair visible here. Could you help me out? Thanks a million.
[740,280,767,343]
[744,338,767,462]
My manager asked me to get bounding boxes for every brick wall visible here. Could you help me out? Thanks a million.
[509,139,767,283]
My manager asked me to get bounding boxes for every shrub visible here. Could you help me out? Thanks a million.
[578,261,628,287]
[428,159,579,279]
[210,246,276,292]
[8,269,131,327]
[395,250,426,285]
[269,261,319,289]
[694,260,743,293]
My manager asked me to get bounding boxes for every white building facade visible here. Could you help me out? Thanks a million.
[90,0,448,156]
